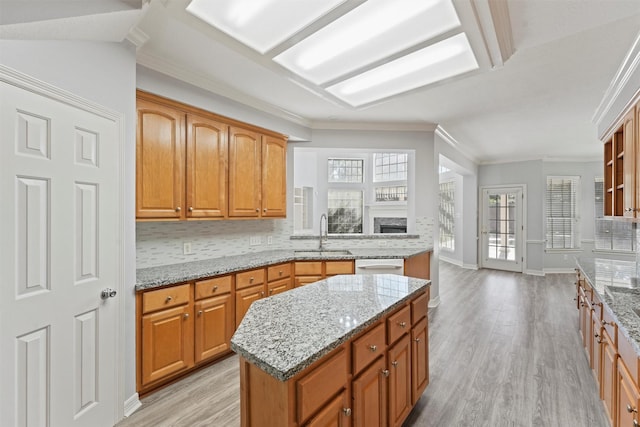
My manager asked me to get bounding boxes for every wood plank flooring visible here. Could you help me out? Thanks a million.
[118,262,608,427]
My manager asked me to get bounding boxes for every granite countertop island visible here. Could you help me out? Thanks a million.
[576,257,640,355]
[136,247,432,290]
[230,273,430,381]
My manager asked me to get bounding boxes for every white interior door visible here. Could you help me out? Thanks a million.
[1,75,120,426]
[480,186,524,272]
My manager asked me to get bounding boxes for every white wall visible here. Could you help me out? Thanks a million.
[0,40,138,409]
[438,170,464,266]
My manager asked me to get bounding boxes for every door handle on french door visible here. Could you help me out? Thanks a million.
[101,288,117,299]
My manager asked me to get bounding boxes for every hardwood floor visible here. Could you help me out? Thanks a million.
[118,262,608,427]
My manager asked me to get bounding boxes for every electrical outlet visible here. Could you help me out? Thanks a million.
[183,242,193,255]
[250,236,261,246]
[267,236,273,245]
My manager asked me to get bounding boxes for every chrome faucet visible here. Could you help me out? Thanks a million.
[319,213,328,249]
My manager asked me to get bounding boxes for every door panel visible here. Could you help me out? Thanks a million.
[229,126,261,217]
[1,79,120,426]
[480,187,523,272]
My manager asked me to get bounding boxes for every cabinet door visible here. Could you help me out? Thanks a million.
[229,126,261,217]
[136,99,185,219]
[194,294,233,363]
[261,135,287,218]
[186,114,227,218]
[295,276,323,288]
[622,107,636,218]
[388,335,411,427]
[352,357,386,427]
[411,317,429,405]
[618,359,640,427]
[305,390,351,427]
[236,284,265,328]
[592,317,603,391]
[267,277,292,296]
[602,331,617,427]
[141,304,193,386]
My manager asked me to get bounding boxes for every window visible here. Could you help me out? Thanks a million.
[594,178,635,252]
[328,190,363,233]
[374,153,408,182]
[293,187,313,233]
[375,185,407,202]
[439,181,455,251]
[546,176,580,249]
[328,158,363,183]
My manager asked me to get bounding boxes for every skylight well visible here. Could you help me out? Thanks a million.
[186,0,479,107]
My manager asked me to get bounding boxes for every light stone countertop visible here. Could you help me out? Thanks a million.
[575,257,640,355]
[135,247,432,291]
[230,274,430,381]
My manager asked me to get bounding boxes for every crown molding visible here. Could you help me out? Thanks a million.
[470,0,515,69]
[435,125,480,163]
[136,52,312,128]
[311,120,437,132]
[592,30,640,140]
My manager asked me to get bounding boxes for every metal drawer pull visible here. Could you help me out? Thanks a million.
[414,338,421,343]
[197,310,203,316]
[369,345,377,352]
[392,361,398,367]
[382,369,390,377]
[175,207,181,212]
[250,277,254,282]
[627,404,637,413]
[342,408,351,417]
[398,321,407,328]
[165,296,173,302]
[188,207,193,212]
[634,420,639,427]
[603,320,613,326]
[183,313,189,319]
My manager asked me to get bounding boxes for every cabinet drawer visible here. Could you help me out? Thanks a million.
[267,277,292,296]
[295,276,322,288]
[619,332,640,387]
[195,276,232,300]
[142,284,191,314]
[267,263,291,282]
[603,308,618,346]
[352,322,386,375]
[236,268,266,290]
[325,261,354,276]
[388,305,411,345]
[297,346,348,424]
[295,261,323,275]
[411,291,429,325]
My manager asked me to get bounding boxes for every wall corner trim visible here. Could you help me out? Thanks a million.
[124,393,142,417]
[428,295,441,308]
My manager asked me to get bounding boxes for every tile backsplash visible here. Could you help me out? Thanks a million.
[136,216,434,268]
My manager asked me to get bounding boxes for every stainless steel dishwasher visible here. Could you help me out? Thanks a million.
[354,258,404,275]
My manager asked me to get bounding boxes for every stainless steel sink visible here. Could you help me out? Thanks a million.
[294,250,352,257]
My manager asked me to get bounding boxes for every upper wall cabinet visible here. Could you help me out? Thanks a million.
[136,91,287,221]
[604,104,638,218]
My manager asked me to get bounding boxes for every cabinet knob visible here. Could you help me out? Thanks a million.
[269,289,274,294]
[255,208,259,212]
[279,271,283,276]
[627,404,637,414]
[398,321,407,328]
[392,361,399,367]
[175,207,181,212]
[382,369,390,377]
[261,291,265,297]
[188,207,193,212]
[369,345,377,352]
[183,313,189,319]
[165,296,173,303]
[625,208,633,212]
[342,408,351,417]
[212,285,218,292]
[414,338,421,343]
[250,277,254,282]
[634,420,639,427]
[197,310,203,316]
[603,320,613,326]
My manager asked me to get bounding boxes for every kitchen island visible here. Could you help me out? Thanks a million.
[231,273,431,427]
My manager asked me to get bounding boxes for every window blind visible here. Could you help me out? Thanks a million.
[545,176,580,249]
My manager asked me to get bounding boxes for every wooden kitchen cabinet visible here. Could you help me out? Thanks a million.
[136,98,185,219]
[136,91,287,221]
[194,293,233,363]
[305,390,351,427]
[267,262,293,296]
[411,317,429,405]
[387,334,412,427]
[404,251,431,280]
[325,260,355,277]
[617,359,640,427]
[352,356,386,427]
[602,328,617,427]
[622,107,636,218]
[186,113,228,219]
[294,260,355,287]
[236,284,265,328]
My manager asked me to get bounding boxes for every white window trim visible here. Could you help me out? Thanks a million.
[545,175,581,250]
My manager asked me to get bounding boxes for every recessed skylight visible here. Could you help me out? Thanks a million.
[186,0,348,54]
[326,33,479,106]
[274,0,461,85]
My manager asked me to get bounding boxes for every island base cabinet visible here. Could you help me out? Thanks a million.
[618,360,640,427]
[305,391,351,427]
[388,334,412,427]
[141,305,194,386]
[352,357,387,427]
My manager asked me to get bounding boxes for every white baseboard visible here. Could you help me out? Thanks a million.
[543,267,576,274]
[124,393,142,417]
[428,295,441,308]
[439,256,462,267]
[525,269,545,276]
[462,263,479,270]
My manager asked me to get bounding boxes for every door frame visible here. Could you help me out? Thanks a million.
[0,64,126,421]
[478,184,527,272]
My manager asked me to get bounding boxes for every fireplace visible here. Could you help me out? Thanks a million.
[374,217,407,234]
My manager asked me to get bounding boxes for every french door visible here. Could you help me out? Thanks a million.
[480,186,524,272]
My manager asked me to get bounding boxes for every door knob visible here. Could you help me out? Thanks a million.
[101,288,117,299]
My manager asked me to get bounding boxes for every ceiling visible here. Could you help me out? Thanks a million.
[2,0,639,164]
